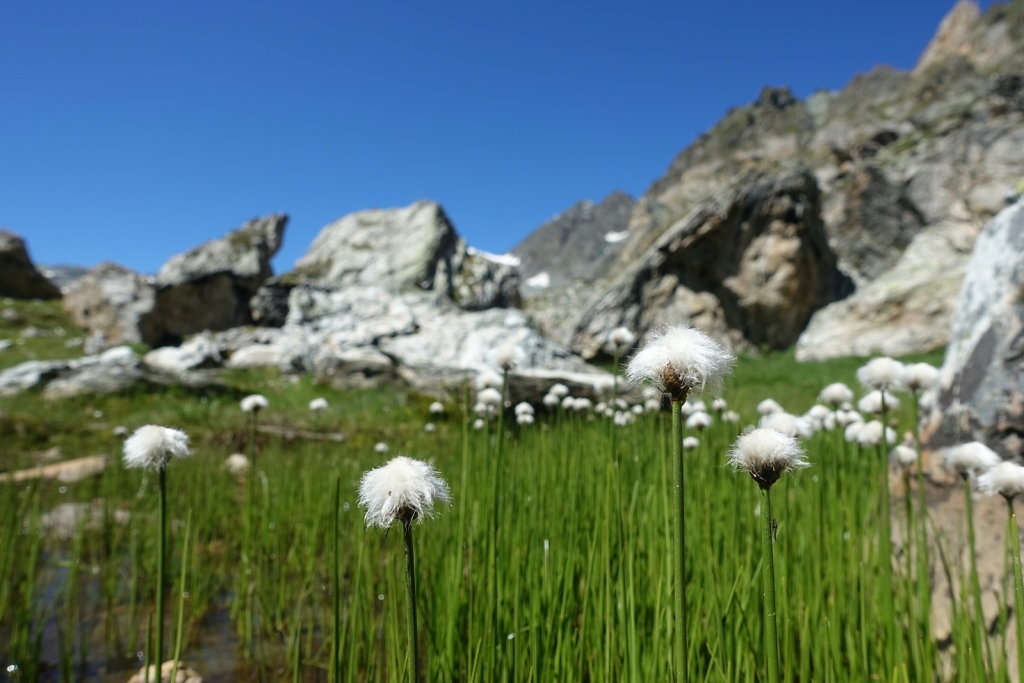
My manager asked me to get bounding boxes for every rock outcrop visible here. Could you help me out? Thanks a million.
[0,231,61,300]
[922,200,1024,459]
[63,263,159,346]
[290,201,519,310]
[153,214,287,343]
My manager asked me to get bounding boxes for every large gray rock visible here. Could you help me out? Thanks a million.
[0,231,61,299]
[291,201,520,310]
[922,201,1024,458]
[153,214,287,343]
[562,168,851,358]
[62,263,159,345]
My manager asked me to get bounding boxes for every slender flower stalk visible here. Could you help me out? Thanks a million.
[122,425,190,675]
[626,324,734,680]
[358,456,451,682]
[727,428,810,683]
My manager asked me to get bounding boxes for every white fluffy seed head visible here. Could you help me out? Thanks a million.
[944,441,1001,478]
[625,324,735,400]
[686,411,713,431]
[473,418,485,430]
[240,394,269,413]
[542,393,559,408]
[857,390,901,415]
[428,401,445,415]
[856,357,906,392]
[889,444,918,469]
[493,344,522,371]
[358,456,451,529]
[722,410,740,424]
[374,442,389,454]
[819,382,854,406]
[711,397,728,411]
[727,427,810,490]
[514,401,535,416]
[757,398,784,416]
[978,461,1024,499]
[607,326,636,353]
[759,412,813,439]
[681,399,706,416]
[904,363,940,393]
[477,387,502,407]
[224,453,251,476]
[516,413,535,426]
[835,409,863,428]
[856,420,897,447]
[683,436,700,450]
[476,370,503,390]
[309,397,329,411]
[844,421,864,443]
[549,383,570,398]
[122,425,190,471]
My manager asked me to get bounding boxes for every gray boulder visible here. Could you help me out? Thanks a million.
[922,200,1024,458]
[0,231,61,300]
[153,214,287,343]
[291,201,520,310]
[62,263,160,345]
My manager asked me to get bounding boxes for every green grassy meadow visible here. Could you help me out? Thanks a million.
[2,299,1013,682]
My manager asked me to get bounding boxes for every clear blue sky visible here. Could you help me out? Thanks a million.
[0,0,987,274]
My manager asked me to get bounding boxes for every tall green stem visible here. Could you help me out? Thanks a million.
[671,397,687,682]
[332,477,341,683]
[156,467,166,674]
[762,487,780,683]
[403,520,422,683]
[964,475,992,673]
[1006,496,1024,683]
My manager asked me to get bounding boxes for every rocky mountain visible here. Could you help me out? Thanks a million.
[519,0,1024,360]
[0,231,61,300]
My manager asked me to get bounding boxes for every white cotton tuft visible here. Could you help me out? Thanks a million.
[889,444,918,469]
[606,327,636,354]
[757,398,784,416]
[857,390,901,415]
[722,410,740,424]
[844,421,865,443]
[542,393,559,408]
[225,453,251,476]
[727,427,810,490]
[572,397,593,412]
[516,413,535,426]
[477,387,502,407]
[683,436,700,450]
[514,402,535,416]
[856,420,897,447]
[944,441,1001,478]
[711,397,728,411]
[759,412,812,439]
[835,409,863,428]
[123,425,190,471]
[819,382,854,407]
[476,370,503,390]
[686,411,713,431]
[681,399,706,416]
[549,383,570,398]
[856,357,906,392]
[644,398,662,413]
[904,363,940,393]
[309,397,329,411]
[374,442,389,454]
[240,394,269,413]
[358,456,451,529]
[614,410,636,427]
[423,422,436,433]
[625,324,734,399]
[428,401,445,415]
[472,418,485,430]
[493,344,522,371]
[978,461,1024,499]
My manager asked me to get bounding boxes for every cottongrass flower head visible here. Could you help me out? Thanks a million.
[757,398,784,416]
[309,397,329,412]
[727,427,810,490]
[240,394,269,413]
[904,362,940,393]
[477,387,502,408]
[857,357,906,392]
[472,418,486,430]
[683,436,700,450]
[514,402,535,417]
[889,443,918,469]
[844,421,865,443]
[835,408,863,428]
[542,393,560,408]
[681,399,706,416]
[644,397,662,413]
[978,461,1024,500]
[625,324,735,401]
[123,426,190,471]
[374,442,389,454]
[549,383,570,398]
[606,326,636,354]
[712,397,728,412]
[722,410,741,424]
[516,412,535,426]
[615,410,636,427]
[358,456,451,528]
[857,390,900,415]
[759,412,813,439]
[944,441,1001,479]
[428,401,445,415]
[493,343,522,371]
[476,370,502,390]
[561,395,575,410]
[572,397,593,413]
[224,453,251,476]
[856,420,897,448]
[423,423,436,433]
[819,382,854,407]
[686,411,713,431]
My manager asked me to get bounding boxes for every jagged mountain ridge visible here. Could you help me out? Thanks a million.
[517,0,1024,360]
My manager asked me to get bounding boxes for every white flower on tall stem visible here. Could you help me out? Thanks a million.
[548,383,570,398]
[819,382,854,407]
[240,394,269,413]
[476,370,502,391]
[759,412,813,439]
[542,393,559,408]
[722,410,740,424]
[358,456,451,529]
[428,401,445,415]
[374,442,389,454]
[625,324,735,401]
[686,411,713,431]
[857,357,906,393]
[728,427,810,490]
[944,441,1001,479]
[309,397,329,412]
[123,426,190,471]
[493,344,522,371]
[757,398,784,416]
[683,436,700,450]
[889,442,918,469]
[856,420,897,448]
[606,326,636,354]
[225,453,251,476]
[712,397,728,412]
[477,387,502,408]
[978,461,1024,499]
[904,362,940,394]
[857,390,900,415]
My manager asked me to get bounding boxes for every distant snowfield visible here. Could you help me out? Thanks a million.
[604,230,629,243]
[467,246,521,267]
[525,271,550,289]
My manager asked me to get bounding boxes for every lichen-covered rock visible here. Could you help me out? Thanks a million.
[152,214,286,343]
[0,231,61,299]
[249,277,295,327]
[62,263,160,345]
[922,200,1024,458]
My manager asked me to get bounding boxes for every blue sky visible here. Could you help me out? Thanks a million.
[0,0,986,274]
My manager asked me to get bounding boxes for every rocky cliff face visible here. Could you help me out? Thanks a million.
[0,231,61,300]
[521,0,1024,360]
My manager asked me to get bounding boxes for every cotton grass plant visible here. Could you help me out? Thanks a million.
[358,456,451,682]
[626,323,734,680]
[122,425,191,676]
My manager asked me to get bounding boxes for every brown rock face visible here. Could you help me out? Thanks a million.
[62,263,159,345]
[0,231,61,299]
